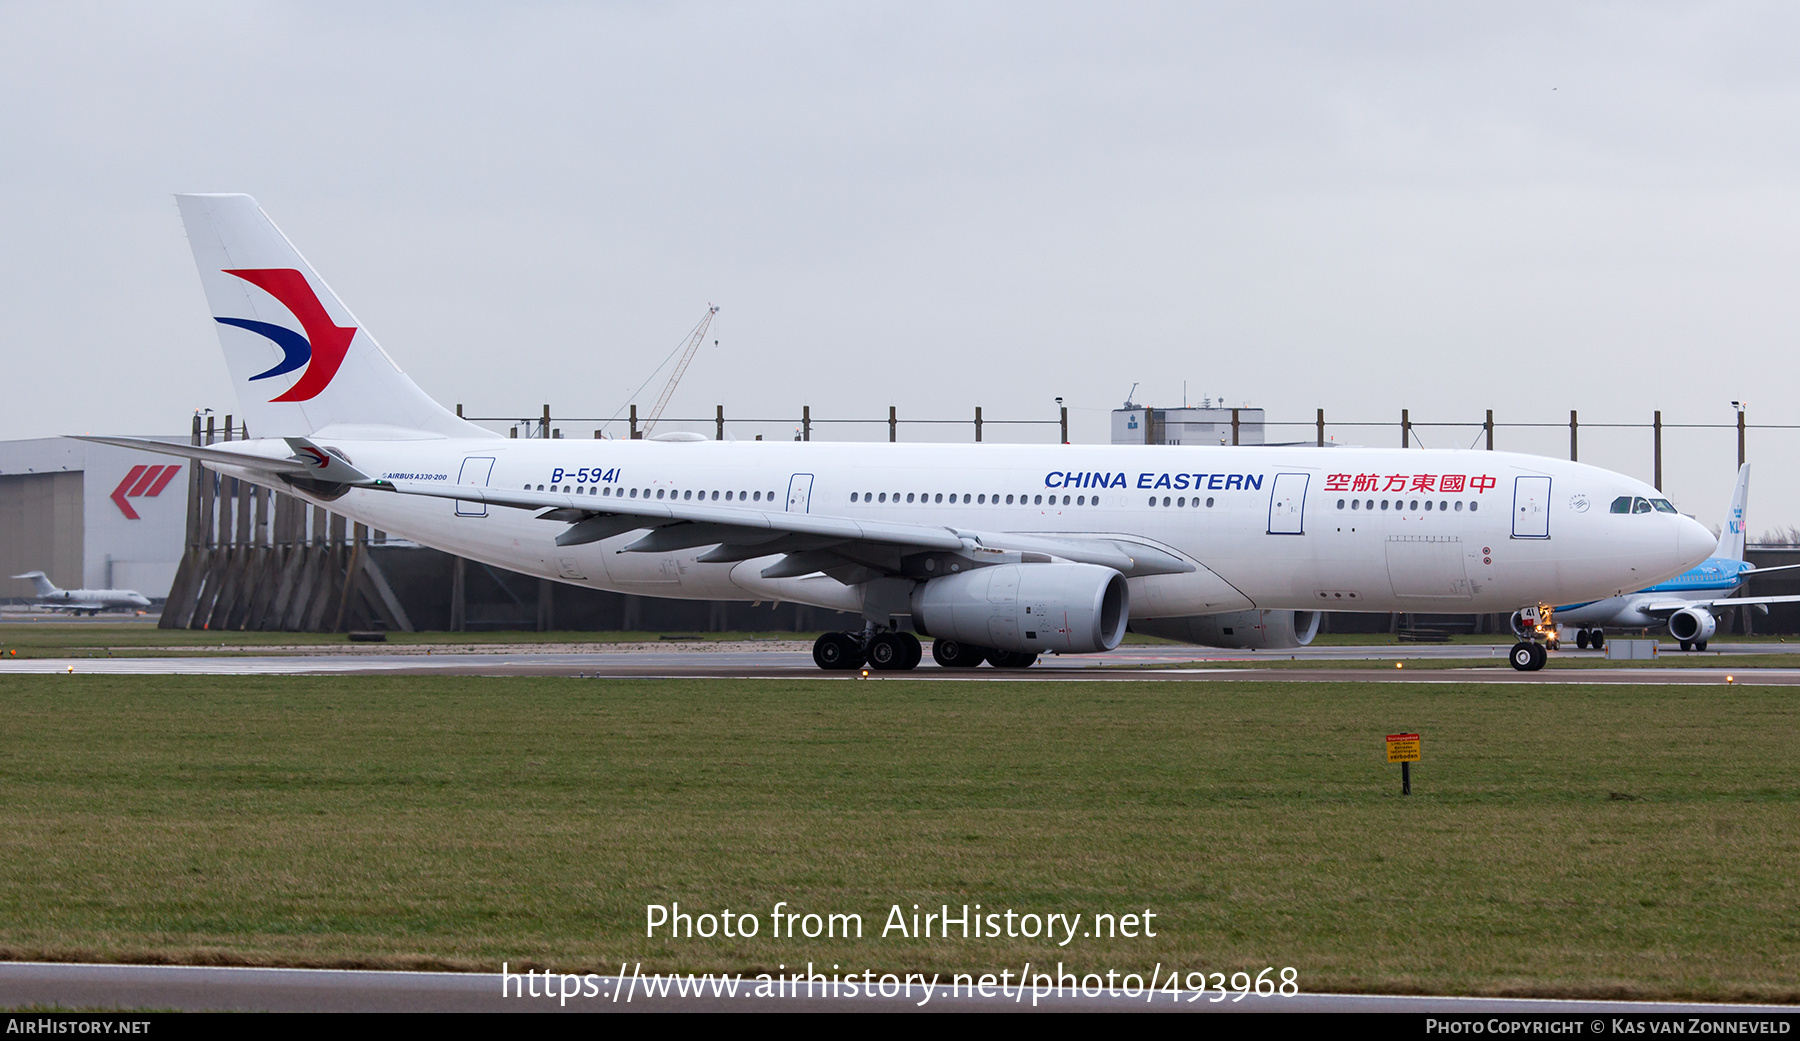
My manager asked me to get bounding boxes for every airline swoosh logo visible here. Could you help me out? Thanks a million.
[215,268,357,402]
[109,463,180,520]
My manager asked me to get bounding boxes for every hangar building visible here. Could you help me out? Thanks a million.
[0,436,191,601]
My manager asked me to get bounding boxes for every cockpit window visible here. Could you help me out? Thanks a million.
[1633,497,1653,514]
[1610,496,1633,514]
[1651,499,1678,513]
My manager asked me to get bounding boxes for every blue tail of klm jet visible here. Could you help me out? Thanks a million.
[1716,463,1750,561]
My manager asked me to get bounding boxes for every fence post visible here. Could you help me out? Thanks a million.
[540,404,550,439]
[802,405,811,442]
[716,405,725,441]
[974,406,983,443]
[1738,406,1747,467]
[889,406,897,443]
[1485,409,1494,450]
[456,404,463,418]
[1059,405,1068,445]
[1401,409,1410,448]
[1231,408,1241,446]
[1316,408,1325,447]
[1653,410,1663,490]
[630,404,640,439]
[1570,410,1578,461]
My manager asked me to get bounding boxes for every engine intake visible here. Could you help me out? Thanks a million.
[1668,607,1717,643]
[911,563,1128,654]
[1133,610,1321,650]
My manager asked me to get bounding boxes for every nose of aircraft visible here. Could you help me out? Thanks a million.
[1676,515,1715,570]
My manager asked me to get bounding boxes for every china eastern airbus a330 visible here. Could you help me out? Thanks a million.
[82,194,1716,672]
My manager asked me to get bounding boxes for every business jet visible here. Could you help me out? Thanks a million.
[1543,464,1800,651]
[80,194,1715,672]
[11,572,151,615]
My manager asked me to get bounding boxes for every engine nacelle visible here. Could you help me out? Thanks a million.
[1132,610,1322,650]
[1668,607,1717,643]
[911,563,1128,654]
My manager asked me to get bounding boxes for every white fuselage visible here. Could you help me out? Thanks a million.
[211,438,1715,624]
[33,589,152,612]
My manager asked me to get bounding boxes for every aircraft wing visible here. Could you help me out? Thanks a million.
[1637,595,1800,615]
[72,435,374,483]
[377,481,1196,581]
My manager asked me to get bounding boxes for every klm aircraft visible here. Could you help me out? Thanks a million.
[1554,465,1800,650]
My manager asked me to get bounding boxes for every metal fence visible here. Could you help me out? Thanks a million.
[456,403,1780,491]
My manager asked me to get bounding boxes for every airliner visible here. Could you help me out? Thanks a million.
[81,194,1716,672]
[1547,465,1800,651]
[11,572,151,615]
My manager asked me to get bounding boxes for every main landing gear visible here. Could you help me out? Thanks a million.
[810,632,1039,671]
[931,639,1039,670]
[1677,639,1708,652]
[1574,629,1606,651]
[811,630,922,671]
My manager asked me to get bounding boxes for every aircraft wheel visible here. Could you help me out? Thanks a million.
[1696,640,1708,652]
[866,633,912,671]
[1678,640,1692,652]
[931,639,986,669]
[812,632,865,670]
[1576,630,1590,650]
[1547,638,1560,652]
[1509,641,1547,672]
[988,650,1039,669]
[897,632,922,670]
[1591,631,1605,651]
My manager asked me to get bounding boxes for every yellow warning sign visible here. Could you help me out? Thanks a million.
[1386,733,1421,763]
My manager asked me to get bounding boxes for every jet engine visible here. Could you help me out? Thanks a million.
[1667,607,1717,644]
[1132,610,1322,650]
[911,563,1128,655]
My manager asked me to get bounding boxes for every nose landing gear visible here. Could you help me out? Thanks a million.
[1508,603,1557,671]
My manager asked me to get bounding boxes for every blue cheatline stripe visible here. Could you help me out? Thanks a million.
[216,317,311,381]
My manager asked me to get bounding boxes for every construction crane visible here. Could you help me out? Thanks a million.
[641,305,719,438]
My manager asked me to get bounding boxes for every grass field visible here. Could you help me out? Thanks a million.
[0,675,1794,1002]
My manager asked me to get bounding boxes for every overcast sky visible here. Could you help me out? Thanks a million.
[4,2,1799,530]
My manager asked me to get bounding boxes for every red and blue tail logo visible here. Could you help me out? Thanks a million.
[214,268,356,402]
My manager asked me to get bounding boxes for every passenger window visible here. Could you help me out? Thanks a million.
[1409,500,1419,511]
[1454,501,1462,511]
[1206,497,1215,507]
[1381,500,1389,510]
[1610,496,1632,514]
[1470,502,1478,512]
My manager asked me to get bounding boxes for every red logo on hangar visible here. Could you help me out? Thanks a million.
[111,464,181,520]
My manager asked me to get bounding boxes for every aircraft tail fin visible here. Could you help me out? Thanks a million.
[1717,463,1750,561]
[11,571,58,597]
[174,194,494,440]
